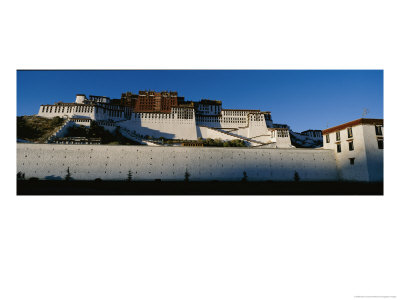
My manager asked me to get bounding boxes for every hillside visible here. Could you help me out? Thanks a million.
[64,122,141,145]
[17,116,65,143]
[17,116,141,145]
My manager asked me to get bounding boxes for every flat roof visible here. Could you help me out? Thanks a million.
[222,109,261,112]
[322,118,383,135]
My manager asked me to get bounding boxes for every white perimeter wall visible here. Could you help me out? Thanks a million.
[17,144,339,182]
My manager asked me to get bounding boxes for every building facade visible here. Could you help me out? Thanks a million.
[322,118,383,182]
[37,91,288,147]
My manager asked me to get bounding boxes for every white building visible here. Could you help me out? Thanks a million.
[322,118,383,182]
[37,93,288,148]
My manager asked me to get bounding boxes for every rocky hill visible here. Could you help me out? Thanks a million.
[17,116,65,143]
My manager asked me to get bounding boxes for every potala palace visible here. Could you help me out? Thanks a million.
[17,91,383,182]
[36,91,297,147]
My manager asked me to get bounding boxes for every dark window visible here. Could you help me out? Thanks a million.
[378,139,383,149]
[326,134,330,143]
[349,158,355,165]
[336,131,340,141]
[349,141,354,151]
[347,127,353,138]
[375,125,383,135]
[337,143,341,153]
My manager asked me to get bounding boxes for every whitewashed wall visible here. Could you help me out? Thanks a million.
[38,105,96,119]
[322,124,383,182]
[270,129,292,148]
[17,144,338,182]
[119,116,198,140]
[362,125,384,182]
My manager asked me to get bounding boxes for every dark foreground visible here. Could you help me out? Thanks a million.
[17,180,383,195]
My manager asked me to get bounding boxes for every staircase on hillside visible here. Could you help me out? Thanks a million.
[119,127,162,146]
[46,118,71,143]
[200,126,275,147]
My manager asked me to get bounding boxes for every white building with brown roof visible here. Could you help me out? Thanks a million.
[322,118,383,182]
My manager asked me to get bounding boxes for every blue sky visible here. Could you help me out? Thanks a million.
[17,70,383,132]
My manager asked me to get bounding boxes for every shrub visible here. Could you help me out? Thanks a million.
[294,171,300,182]
[127,170,133,182]
[65,167,72,181]
[184,169,190,182]
[51,116,64,127]
[241,171,248,182]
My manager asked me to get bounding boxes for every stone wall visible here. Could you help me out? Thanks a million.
[17,144,339,182]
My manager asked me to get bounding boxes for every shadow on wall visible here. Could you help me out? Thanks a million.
[136,127,175,139]
[178,156,336,182]
[129,119,176,139]
[45,175,63,180]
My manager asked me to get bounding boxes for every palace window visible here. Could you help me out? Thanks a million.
[375,125,383,136]
[377,139,383,149]
[348,141,354,151]
[336,131,341,141]
[337,143,341,153]
[347,127,353,138]
[349,158,355,165]
[326,134,330,143]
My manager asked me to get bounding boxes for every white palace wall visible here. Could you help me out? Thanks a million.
[17,144,339,181]
[119,115,198,140]
[38,105,96,119]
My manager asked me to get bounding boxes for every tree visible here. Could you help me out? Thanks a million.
[127,170,133,182]
[241,171,248,182]
[294,171,300,182]
[215,138,223,147]
[65,167,72,181]
[184,169,190,182]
